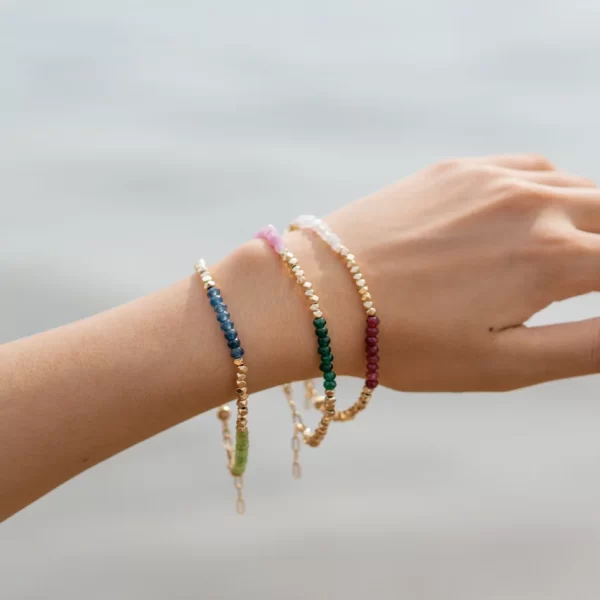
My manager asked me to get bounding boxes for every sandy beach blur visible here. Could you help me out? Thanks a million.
[3,2,600,598]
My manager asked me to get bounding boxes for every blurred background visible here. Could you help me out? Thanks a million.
[3,1,600,598]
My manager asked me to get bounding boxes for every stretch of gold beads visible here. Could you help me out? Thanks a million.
[279,249,337,448]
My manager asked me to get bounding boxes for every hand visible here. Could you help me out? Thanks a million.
[322,154,600,392]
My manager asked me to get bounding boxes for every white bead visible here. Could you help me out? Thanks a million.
[289,257,298,265]
[353,273,363,280]
[304,289,314,296]
[346,254,355,261]
[313,310,323,318]
[356,279,366,287]
[340,247,349,256]
[310,304,320,312]
[202,274,212,282]
[364,301,373,309]
[194,259,207,273]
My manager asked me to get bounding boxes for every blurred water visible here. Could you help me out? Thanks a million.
[3,1,600,599]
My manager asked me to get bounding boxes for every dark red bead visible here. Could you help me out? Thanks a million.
[367,316,380,327]
[367,372,379,382]
[366,379,378,389]
[367,363,378,372]
[367,346,379,356]
[366,336,378,346]
[366,327,379,336]
[367,355,379,365]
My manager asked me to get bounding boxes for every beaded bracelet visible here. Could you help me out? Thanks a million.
[254,225,337,449]
[194,259,249,514]
[288,215,379,421]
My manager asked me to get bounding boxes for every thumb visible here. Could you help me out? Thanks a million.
[494,318,600,390]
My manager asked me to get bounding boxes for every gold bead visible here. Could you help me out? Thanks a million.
[325,390,335,398]
[203,280,216,289]
[236,380,246,388]
[217,405,231,421]
[295,422,305,433]
[239,393,249,401]
[237,365,248,373]
[236,373,246,381]
[236,387,247,396]
[238,406,248,417]
[359,286,369,295]
[361,293,372,302]
[234,358,244,366]
[237,399,248,409]
[367,307,377,316]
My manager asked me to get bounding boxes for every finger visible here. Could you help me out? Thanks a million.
[472,154,555,171]
[505,169,596,188]
[555,187,600,232]
[493,318,600,390]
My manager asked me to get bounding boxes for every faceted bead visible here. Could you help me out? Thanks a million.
[367,316,380,327]
[367,363,378,372]
[320,362,334,372]
[214,302,228,313]
[207,287,221,298]
[316,327,329,338]
[320,354,334,364]
[324,380,337,391]
[367,372,379,382]
[209,296,223,307]
[318,336,331,347]
[230,347,244,359]
[367,355,379,365]
[220,321,235,332]
[224,330,238,341]
[324,371,336,382]
[227,338,241,349]
[313,317,327,329]
[366,327,379,336]
[318,346,332,357]
[367,346,379,355]
[217,312,231,322]
[365,379,378,389]
[366,336,378,346]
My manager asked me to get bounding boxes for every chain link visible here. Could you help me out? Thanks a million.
[283,384,304,479]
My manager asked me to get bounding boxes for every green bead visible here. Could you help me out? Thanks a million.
[230,430,249,476]
[318,346,332,357]
[320,362,334,372]
[316,327,329,338]
[324,380,337,391]
[318,336,331,347]
[320,354,334,365]
[324,371,336,381]
[313,317,327,329]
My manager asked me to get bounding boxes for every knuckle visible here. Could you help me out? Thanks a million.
[526,153,555,170]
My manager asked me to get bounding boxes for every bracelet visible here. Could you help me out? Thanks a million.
[194,259,249,514]
[254,225,337,449]
[288,215,379,421]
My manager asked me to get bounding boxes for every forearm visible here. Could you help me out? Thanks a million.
[0,232,362,520]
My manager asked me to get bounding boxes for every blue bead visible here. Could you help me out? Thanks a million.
[214,302,228,313]
[230,347,244,359]
[209,296,223,308]
[224,330,238,341]
[216,312,231,322]
[227,338,241,349]
[207,287,221,298]
[220,320,235,332]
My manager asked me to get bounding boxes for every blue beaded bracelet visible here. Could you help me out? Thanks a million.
[194,259,249,514]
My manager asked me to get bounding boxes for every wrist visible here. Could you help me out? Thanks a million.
[212,230,364,394]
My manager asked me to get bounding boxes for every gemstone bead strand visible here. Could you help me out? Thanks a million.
[194,258,249,513]
[289,215,380,421]
[255,225,337,448]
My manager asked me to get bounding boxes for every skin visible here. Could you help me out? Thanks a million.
[2,153,600,521]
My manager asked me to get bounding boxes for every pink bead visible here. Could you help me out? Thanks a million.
[367,316,380,328]
[366,336,378,346]
[366,327,379,336]
[255,224,285,253]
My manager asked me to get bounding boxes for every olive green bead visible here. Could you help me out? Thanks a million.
[230,430,249,476]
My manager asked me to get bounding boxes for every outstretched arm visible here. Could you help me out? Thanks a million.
[2,153,600,521]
